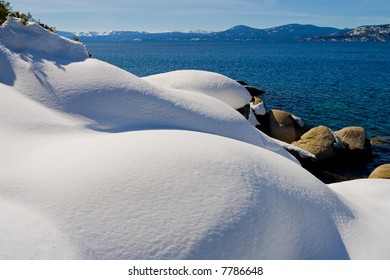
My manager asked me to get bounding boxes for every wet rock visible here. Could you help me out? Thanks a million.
[236,80,249,86]
[236,104,250,119]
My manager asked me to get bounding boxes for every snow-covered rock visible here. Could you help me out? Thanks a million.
[0,17,88,61]
[0,128,352,259]
[142,70,252,109]
[329,179,390,259]
[1,18,390,260]
[0,20,294,162]
[0,197,80,259]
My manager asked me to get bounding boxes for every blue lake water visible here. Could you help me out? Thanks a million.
[87,41,390,178]
[88,41,389,137]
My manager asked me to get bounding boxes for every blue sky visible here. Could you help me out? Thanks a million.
[9,0,390,32]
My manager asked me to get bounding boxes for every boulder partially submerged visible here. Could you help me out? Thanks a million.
[369,164,390,179]
[335,126,372,155]
[292,126,343,161]
[268,109,306,144]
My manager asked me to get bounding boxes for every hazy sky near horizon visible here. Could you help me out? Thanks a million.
[9,0,390,32]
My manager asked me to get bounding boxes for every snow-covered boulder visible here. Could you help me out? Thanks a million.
[1,18,390,260]
[142,70,252,109]
[0,17,88,61]
[329,179,390,259]
[0,20,295,162]
[0,197,80,259]
[0,128,352,259]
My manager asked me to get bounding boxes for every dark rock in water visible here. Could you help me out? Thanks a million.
[370,136,390,172]
[290,126,379,183]
[268,109,306,144]
[292,126,341,160]
[369,164,390,179]
[284,146,319,169]
[250,97,270,134]
[244,85,265,96]
[236,80,249,86]
[335,126,372,155]
[236,104,250,119]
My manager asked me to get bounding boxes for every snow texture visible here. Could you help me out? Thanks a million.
[1,18,389,260]
[329,179,390,259]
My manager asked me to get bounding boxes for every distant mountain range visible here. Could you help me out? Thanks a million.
[305,24,390,42]
[58,24,390,42]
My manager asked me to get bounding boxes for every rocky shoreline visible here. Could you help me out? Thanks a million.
[237,81,390,183]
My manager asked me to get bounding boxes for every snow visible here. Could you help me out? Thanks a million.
[273,138,318,161]
[1,18,390,260]
[250,100,267,116]
[0,22,294,161]
[248,100,267,126]
[0,197,80,259]
[248,109,261,126]
[291,113,305,127]
[0,128,352,259]
[142,70,252,109]
[329,179,390,259]
[0,18,88,61]
[330,129,346,150]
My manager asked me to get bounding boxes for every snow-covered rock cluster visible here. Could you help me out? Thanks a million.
[1,18,389,260]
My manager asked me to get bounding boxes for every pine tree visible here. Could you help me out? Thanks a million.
[0,0,11,25]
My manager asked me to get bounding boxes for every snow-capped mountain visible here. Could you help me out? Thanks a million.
[306,24,390,42]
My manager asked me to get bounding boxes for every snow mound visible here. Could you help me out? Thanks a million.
[3,18,389,260]
[143,70,252,109]
[0,197,80,259]
[0,17,88,61]
[0,130,351,259]
[329,179,390,259]
[0,23,295,163]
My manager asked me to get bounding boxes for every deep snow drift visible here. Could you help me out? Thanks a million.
[1,18,389,259]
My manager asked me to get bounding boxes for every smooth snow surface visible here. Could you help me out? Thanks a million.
[0,197,80,259]
[0,18,88,61]
[143,70,252,109]
[0,19,295,162]
[329,179,390,259]
[0,129,352,259]
[1,18,389,260]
